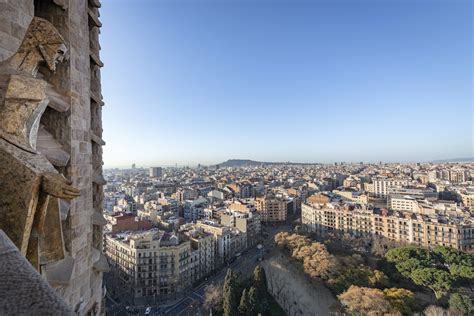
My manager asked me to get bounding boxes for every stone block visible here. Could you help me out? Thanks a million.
[0,231,73,315]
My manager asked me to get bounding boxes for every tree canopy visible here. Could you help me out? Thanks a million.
[204,284,223,314]
[253,265,267,297]
[327,265,389,294]
[383,287,415,315]
[385,245,473,299]
[223,269,238,316]
[274,232,339,280]
[238,288,249,316]
[338,286,393,315]
[449,293,474,316]
[410,268,454,300]
[247,286,258,316]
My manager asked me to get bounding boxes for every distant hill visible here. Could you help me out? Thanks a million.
[431,157,474,163]
[214,159,321,168]
[216,159,262,168]
[213,158,474,168]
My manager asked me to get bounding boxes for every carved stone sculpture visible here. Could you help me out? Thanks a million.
[0,17,80,269]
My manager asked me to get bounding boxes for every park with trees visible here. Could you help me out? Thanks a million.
[274,232,474,315]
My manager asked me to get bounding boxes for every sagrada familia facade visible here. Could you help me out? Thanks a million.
[0,0,107,314]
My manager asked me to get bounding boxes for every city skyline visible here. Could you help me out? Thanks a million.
[106,157,474,169]
[1,2,472,315]
[101,0,472,167]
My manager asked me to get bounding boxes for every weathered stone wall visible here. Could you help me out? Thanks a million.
[0,0,34,61]
[262,253,339,316]
[0,0,106,314]
[0,231,73,315]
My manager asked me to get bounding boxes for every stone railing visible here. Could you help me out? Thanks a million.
[0,230,73,315]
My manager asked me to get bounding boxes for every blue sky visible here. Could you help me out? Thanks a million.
[101,0,473,167]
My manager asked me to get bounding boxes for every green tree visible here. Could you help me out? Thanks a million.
[385,247,434,279]
[449,264,474,280]
[247,286,258,316]
[238,288,249,316]
[383,287,415,315]
[411,268,453,299]
[253,265,269,313]
[395,257,426,278]
[449,293,474,316]
[223,269,238,316]
[327,266,389,293]
[433,246,474,281]
[253,265,267,297]
[385,246,433,266]
[433,246,473,267]
[327,266,372,293]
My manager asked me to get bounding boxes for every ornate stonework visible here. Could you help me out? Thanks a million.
[0,17,79,269]
[0,1,107,314]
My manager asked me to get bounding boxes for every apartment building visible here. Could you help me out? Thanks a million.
[364,183,375,195]
[256,195,287,223]
[159,198,178,213]
[105,229,198,302]
[196,220,246,264]
[104,213,153,234]
[449,169,469,183]
[208,190,225,202]
[220,210,261,247]
[116,195,138,214]
[149,167,163,178]
[372,178,409,197]
[389,196,421,213]
[181,227,216,279]
[459,188,474,211]
[390,186,438,199]
[333,190,369,204]
[174,188,199,203]
[228,200,256,213]
[184,197,208,221]
[307,193,331,205]
[435,169,470,184]
[301,202,473,251]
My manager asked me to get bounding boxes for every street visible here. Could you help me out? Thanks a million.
[106,223,293,316]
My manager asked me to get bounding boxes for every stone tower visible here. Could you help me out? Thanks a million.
[0,0,107,314]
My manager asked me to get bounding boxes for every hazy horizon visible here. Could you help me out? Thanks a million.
[103,156,474,169]
[101,0,473,167]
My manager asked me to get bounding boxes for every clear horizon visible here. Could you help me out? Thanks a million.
[101,0,473,168]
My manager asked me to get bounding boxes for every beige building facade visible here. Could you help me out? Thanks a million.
[185,229,216,279]
[256,196,287,223]
[460,192,474,211]
[105,230,198,302]
[333,190,369,204]
[302,202,473,251]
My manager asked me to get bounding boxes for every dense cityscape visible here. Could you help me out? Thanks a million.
[102,160,474,315]
[0,1,472,316]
